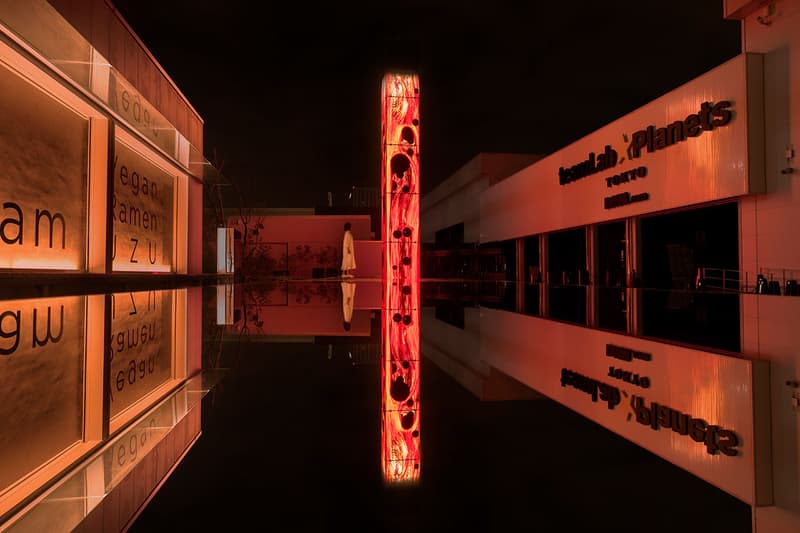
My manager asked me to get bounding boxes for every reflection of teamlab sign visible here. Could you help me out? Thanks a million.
[630,395,739,456]
[605,343,652,388]
[559,341,740,456]
[560,369,621,409]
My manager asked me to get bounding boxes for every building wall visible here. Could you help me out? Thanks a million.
[735,1,800,528]
[230,214,380,278]
[421,153,542,244]
[0,0,205,276]
[420,2,800,530]
[480,53,763,243]
[0,2,208,530]
[421,155,488,244]
[49,0,206,275]
[47,0,203,150]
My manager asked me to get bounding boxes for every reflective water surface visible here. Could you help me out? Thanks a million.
[0,280,751,532]
[129,280,749,533]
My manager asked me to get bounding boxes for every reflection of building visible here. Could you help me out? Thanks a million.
[224,281,382,338]
[421,3,800,531]
[0,288,212,532]
[0,2,212,531]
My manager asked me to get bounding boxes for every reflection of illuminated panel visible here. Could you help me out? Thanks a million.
[381,73,420,484]
[0,296,85,494]
[108,290,174,419]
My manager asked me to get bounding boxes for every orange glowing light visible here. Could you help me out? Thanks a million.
[0,258,80,270]
[381,72,421,484]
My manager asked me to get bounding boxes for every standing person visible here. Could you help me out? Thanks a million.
[341,222,356,278]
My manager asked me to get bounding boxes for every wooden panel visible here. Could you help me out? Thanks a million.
[48,0,203,146]
[48,0,81,34]
[137,43,151,104]
[71,504,103,533]
[166,86,177,132]
[123,32,138,87]
[116,471,136,530]
[175,105,187,138]
[89,0,110,59]
[187,116,197,150]
[107,10,126,74]
[101,483,120,533]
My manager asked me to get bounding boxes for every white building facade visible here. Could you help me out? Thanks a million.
[421,2,800,531]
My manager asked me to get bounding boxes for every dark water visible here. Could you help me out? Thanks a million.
[129,281,751,533]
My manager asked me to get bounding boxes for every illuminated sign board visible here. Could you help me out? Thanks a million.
[558,101,733,186]
[557,101,734,211]
[112,140,175,272]
[0,295,86,493]
[0,62,88,270]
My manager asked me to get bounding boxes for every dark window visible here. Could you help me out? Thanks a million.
[523,235,540,316]
[548,228,587,325]
[434,222,464,248]
[640,202,739,352]
[478,240,517,311]
[596,221,627,332]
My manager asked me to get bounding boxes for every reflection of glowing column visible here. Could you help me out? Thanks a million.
[381,72,421,484]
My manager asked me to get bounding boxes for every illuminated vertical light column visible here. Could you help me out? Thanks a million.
[381,72,421,484]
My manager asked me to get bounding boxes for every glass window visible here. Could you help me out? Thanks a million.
[640,202,740,352]
[523,235,540,316]
[596,221,627,332]
[478,240,516,311]
[548,228,587,325]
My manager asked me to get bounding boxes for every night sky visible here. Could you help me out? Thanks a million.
[109,0,741,208]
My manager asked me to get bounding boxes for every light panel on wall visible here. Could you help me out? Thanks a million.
[0,55,89,271]
[111,132,177,273]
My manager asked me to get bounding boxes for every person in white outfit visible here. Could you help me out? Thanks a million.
[341,222,356,278]
[341,279,356,331]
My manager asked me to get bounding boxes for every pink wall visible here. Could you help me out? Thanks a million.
[232,215,372,242]
[231,214,377,278]
[353,240,381,279]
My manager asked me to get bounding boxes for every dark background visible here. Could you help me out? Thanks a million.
[110,0,741,208]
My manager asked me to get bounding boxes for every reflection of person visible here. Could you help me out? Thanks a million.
[341,280,356,331]
[341,222,356,278]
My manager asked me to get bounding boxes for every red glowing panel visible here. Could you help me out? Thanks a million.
[381,73,420,484]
